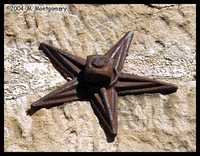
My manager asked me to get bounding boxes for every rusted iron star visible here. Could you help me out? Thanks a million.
[27,32,178,142]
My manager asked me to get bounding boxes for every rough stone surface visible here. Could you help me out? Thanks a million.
[4,4,196,152]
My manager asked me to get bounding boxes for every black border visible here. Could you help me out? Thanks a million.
[2,1,198,154]
[1,2,4,154]
[3,0,198,4]
[196,1,199,153]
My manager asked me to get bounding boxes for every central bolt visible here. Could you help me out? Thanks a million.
[92,56,109,68]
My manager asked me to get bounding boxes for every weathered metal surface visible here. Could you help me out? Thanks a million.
[27,32,178,142]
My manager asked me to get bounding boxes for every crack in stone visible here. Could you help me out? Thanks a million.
[145,4,176,10]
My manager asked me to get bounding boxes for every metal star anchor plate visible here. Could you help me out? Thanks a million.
[27,32,178,141]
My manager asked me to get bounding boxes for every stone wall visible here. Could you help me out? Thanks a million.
[4,4,196,151]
